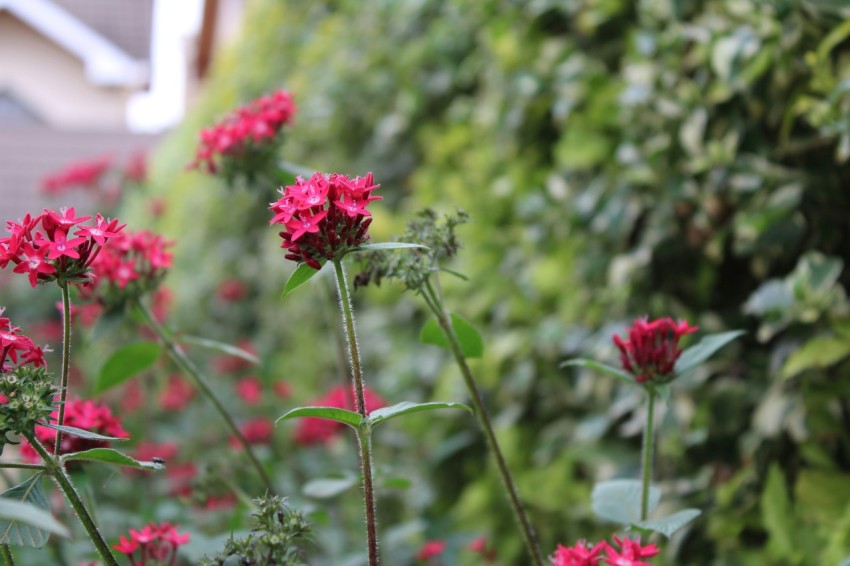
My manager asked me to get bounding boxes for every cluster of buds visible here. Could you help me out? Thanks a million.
[79,229,174,307]
[41,156,112,195]
[551,536,660,566]
[269,172,381,269]
[190,89,296,179]
[612,318,698,384]
[21,398,128,462]
[0,208,125,287]
[0,309,55,454]
[114,522,191,566]
[294,385,386,446]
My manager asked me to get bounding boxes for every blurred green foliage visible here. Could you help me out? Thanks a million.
[135,0,850,563]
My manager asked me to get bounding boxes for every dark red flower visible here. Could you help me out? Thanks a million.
[158,375,195,411]
[601,535,660,566]
[269,172,381,268]
[417,540,446,561]
[113,522,190,565]
[0,308,48,371]
[41,156,112,195]
[235,376,263,405]
[229,417,273,449]
[612,318,698,384]
[551,539,605,566]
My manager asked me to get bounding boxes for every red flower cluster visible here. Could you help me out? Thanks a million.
[114,522,190,565]
[612,318,698,384]
[551,536,660,566]
[20,398,128,462]
[0,208,125,287]
[229,417,274,449]
[269,172,381,269]
[83,229,173,304]
[41,157,112,195]
[417,540,446,561]
[294,385,387,446]
[124,151,148,184]
[235,376,263,405]
[0,307,47,372]
[158,375,195,412]
[191,89,296,174]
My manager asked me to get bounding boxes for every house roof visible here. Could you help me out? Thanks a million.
[0,0,149,87]
[51,0,153,61]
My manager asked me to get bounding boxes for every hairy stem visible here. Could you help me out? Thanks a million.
[135,302,275,494]
[422,278,544,566]
[26,435,117,566]
[641,389,657,521]
[1,544,14,566]
[0,463,46,470]
[332,259,379,566]
[54,283,72,455]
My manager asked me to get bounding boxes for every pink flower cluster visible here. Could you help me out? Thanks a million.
[85,229,174,297]
[229,417,274,449]
[114,522,190,566]
[21,398,128,461]
[294,385,387,445]
[417,540,446,561]
[612,318,698,383]
[191,89,296,174]
[0,208,125,287]
[269,172,381,269]
[41,157,112,195]
[551,536,660,566]
[0,307,47,372]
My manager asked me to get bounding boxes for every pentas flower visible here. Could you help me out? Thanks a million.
[158,375,195,412]
[551,540,605,566]
[190,89,296,175]
[20,398,128,462]
[41,156,112,195]
[602,536,660,566]
[417,540,446,562]
[114,522,190,566]
[294,385,387,446]
[468,537,498,563]
[235,376,263,405]
[81,229,174,307]
[612,318,698,384]
[229,417,274,449]
[269,172,381,269]
[0,209,125,287]
[124,151,148,184]
[0,307,48,372]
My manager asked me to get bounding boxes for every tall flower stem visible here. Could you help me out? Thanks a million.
[640,390,657,521]
[53,283,72,455]
[421,278,544,566]
[332,259,379,566]
[25,434,118,566]
[135,301,275,494]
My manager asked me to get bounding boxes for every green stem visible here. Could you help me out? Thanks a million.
[25,435,117,566]
[0,463,46,471]
[54,283,72,456]
[422,278,544,566]
[1,544,14,566]
[332,259,379,566]
[640,389,657,521]
[135,302,275,494]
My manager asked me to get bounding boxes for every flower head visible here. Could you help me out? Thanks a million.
[190,89,296,180]
[270,172,381,268]
[417,540,446,562]
[612,317,698,384]
[158,375,195,412]
[601,535,660,566]
[41,156,112,195]
[114,522,190,566]
[551,540,605,566]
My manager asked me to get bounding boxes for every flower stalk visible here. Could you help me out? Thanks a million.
[135,301,275,494]
[332,259,379,566]
[53,282,72,455]
[421,277,544,566]
[640,389,657,521]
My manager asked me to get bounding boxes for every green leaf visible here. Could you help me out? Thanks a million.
[674,330,745,376]
[44,424,127,442]
[0,474,67,547]
[95,342,162,394]
[780,336,850,380]
[0,498,69,542]
[561,359,635,386]
[62,448,165,471]
[591,479,661,525]
[367,401,472,428]
[281,262,323,298]
[351,242,428,253]
[419,313,484,358]
[761,464,796,556]
[302,475,357,499]
[177,335,260,365]
[633,508,701,538]
[275,406,363,428]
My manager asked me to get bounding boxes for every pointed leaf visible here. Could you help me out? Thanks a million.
[561,358,635,386]
[780,336,850,380]
[633,509,701,538]
[177,335,261,365]
[0,474,64,547]
[0,498,69,541]
[44,424,127,442]
[302,475,357,499]
[674,330,745,376]
[62,448,165,471]
[352,242,428,253]
[281,262,323,298]
[367,401,473,427]
[275,406,363,428]
[439,267,469,281]
[592,479,661,525]
[95,342,162,394]
[420,314,484,358]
